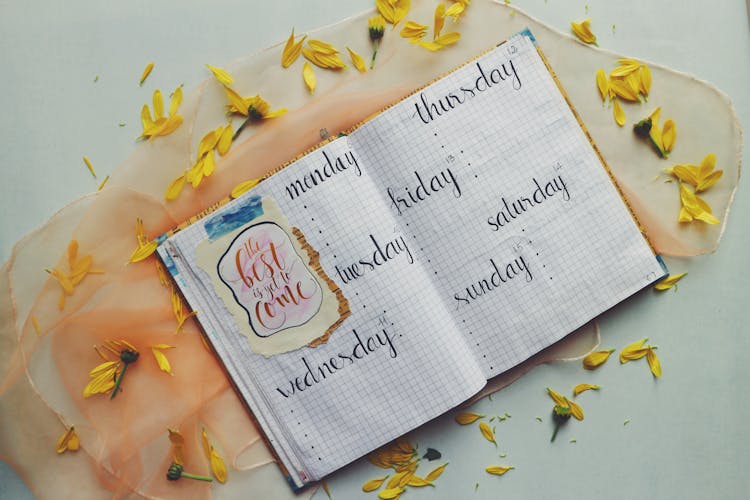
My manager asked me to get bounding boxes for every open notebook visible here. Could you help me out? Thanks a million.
[157,30,666,489]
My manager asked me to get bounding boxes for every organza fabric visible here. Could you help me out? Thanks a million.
[0,1,740,498]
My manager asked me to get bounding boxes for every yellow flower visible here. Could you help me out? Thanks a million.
[455,412,484,424]
[151,344,175,375]
[654,272,687,291]
[582,349,614,370]
[56,426,80,453]
[479,421,496,446]
[140,86,183,140]
[666,153,723,193]
[206,64,234,86]
[400,20,428,42]
[347,47,367,73]
[83,339,139,399]
[226,90,288,121]
[302,61,316,93]
[376,0,410,27]
[202,428,228,483]
[646,347,662,378]
[678,182,719,224]
[485,465,514,476]
[47,239,104,310]
[368,15,386,69]
[281,29,307,68]
[82,155,97,178]
[571,18,597,45]
[139,61,154,86]
[302,39,347,70]
[619,338,650,363]
[633,107,676,158]
[573,383,600,396]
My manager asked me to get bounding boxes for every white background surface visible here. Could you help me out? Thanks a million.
[1,1,748,499]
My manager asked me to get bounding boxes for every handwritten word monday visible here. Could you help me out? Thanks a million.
[285,148,361,200]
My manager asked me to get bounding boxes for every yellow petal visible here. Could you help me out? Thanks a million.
[362,476,389,492]
[654,272,687,291]
[392,0,411,25]
[417,40,443,51]
[169,86,183,117]
[435,31,460,47]
[151,347,172,375]
[230,178,261,199]
[224,87,249,116]
[424,463,447,482]
[400,21,428,40]
[479,421,496,445]
[620,338,649,362]
[485,465,514,476]
[646,348,662,378]
[671,165,699,186]
[567,398,584,420]
[217,124,233,156]
[662,119,676,153]
[378,487,404,499]
[140,104,154,131]
[700,153,717,176]
[83,368,116,397]
[434,3,445,38]
[201,428,228,483]
[595,69,608,102]
[582,349,614,370]
[573,383,600,396]
[197,130,219,158]
[609,79,640,102]
[613,99,626,127]
[455,412,484,425]
[387,471,408,489]
[202,151,216,177]
[282,29,306,68]
[168,428,185,465]
[165,173,186,201]
[150,115,183,137]
[83,156,97,178]
[639,65,652,96]
[444,2,465,21]
[139,61,154,86]
[696,170,723,192]
[206,64,233,86]
[546,387,568,407]
[152,90,164,119]
[611,61,641,78]
[406,475,432,487]
[56,426,80,453]
[31,314,41,335]
[302,61,316,94]
[347,48,367,73]
[67,240,79,269]
[129,240,158,263]
[308,39,339,55]
[571,18,597,45]
[48,268,74,295]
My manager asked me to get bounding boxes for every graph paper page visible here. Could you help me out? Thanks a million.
[159,136,485,485]
[349,32,665,379]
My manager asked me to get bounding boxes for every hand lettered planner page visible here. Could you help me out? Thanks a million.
[163,136,485,482]
[349,32,665,379]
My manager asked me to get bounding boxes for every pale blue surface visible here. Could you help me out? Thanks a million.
[1,1,748,499]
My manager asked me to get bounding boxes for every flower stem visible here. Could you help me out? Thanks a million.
[232,117,252,141]
[550,423,561,442]
[370,40,380,70]
[109,363,128,400]
[181,472,213,482]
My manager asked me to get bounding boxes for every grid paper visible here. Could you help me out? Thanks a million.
[159,32,664,487]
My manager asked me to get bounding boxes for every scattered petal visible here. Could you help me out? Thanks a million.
[230,178,261,199]
[82,156,97,178]
[595,69,608,102]
[282,29,307,68]
[546,387,567,407]
[567,398,584,420]
[620,338,649,363]
[662,119,676,153]
[165,173,186,201]
[362,476,388,492]
[400,20,428,41]
[151,345,174,375]
[479,421,496,446]
[434,3,445,38]
[582,349,615,370]
[573,383,600,396]
[571,18,597,45]
[424,463,447,482]
[646,348,662,378]
[302,61,316,93]
[610,78,640,102]
[139,61,154,86]
[347,47,367,73]
[56,426,80,453]
[613,99,626,126]
[378,487,404,499]
[455,412,484,425]
[206,64,234,86]
[485,465,514,476]
[654,272,687,291]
